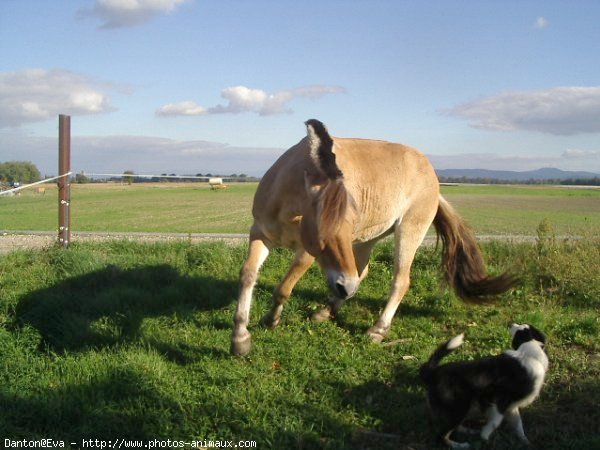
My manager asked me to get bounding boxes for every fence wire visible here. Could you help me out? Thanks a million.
[0,172,73,197]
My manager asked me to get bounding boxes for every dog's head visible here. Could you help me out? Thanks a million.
[509,323,546,350]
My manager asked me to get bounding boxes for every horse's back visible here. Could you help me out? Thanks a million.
[332,138,439,239]
[333,137,437,189]
[251,135,440,246]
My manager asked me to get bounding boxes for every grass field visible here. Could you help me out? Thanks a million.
[0,227,599,448]
[1,182,599,448]
[1,182,598,236]
[440,184,599,236]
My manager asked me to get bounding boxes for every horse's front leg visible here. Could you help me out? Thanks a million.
[230,234,270,356]
[260,249,314,329]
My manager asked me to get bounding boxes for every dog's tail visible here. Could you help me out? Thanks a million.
[419,333,464,383]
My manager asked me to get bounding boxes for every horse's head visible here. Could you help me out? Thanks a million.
[300,120,359,300]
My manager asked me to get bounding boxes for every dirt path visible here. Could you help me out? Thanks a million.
[0,231,248,254]
[1,231,542,255]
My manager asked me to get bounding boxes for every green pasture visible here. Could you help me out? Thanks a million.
[440,184,599,236]
[0,183,256,234]
[0,230,598,448]
[1,182,598,235]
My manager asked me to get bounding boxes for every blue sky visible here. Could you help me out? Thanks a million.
[1,0,599,176]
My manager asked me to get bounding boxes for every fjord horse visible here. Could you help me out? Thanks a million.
[231,120,514,356]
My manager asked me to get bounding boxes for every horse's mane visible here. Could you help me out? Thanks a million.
[304,118,357,241]
[316,179,357,241]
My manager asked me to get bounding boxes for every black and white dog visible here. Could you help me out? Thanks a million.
[419,324,548,448]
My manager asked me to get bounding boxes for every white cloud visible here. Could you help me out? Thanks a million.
[75,135,283,176]
[562,148,600,159]
[445,86,600,135]
[0,69,117,127]
[78,0,189,29]
[0,132,283,177]
[157,84,346,118]
[210,86,271,115]
[156,101,207,116]
[534,16,549,29]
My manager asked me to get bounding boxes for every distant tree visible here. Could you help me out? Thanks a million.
[561,177,600,186]
[123,170,135,185]
[75,171,90,184]
[0,161,41,184]
[438,174,600,186]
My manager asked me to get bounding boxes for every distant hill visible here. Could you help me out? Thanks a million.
[435,167,599,181]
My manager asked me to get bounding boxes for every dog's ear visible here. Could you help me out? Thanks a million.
[527,325,547,347]
[511,324,546,350]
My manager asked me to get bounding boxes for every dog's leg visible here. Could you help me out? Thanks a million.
[481,405,504,441]
[441,429,471,449]
[457,425,480,435]
[505,408,530,445]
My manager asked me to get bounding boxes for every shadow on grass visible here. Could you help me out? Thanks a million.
[337,364,433,450]
[0,367,186,441]
[320,292,451,338]
[13,264,237,357]
[527,378,600,450]
[0,374,374,448]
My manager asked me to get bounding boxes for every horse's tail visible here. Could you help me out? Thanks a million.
[433,196,517,303]
[419,333,464,383]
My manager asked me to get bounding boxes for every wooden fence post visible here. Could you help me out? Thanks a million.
[58,114,71,248]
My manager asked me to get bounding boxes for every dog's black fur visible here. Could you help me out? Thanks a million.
[420,324,548,448]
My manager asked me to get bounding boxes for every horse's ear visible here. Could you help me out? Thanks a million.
[305,119,343,181]
[306,119,325,158]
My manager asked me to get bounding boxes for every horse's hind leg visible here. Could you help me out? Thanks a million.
[260,249,314,329]
[230,228,270,356]
[367,206,436,342]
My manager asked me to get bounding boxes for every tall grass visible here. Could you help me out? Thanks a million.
[0,232,598,448]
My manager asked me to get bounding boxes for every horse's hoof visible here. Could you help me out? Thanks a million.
[230,332,252,357]
[259,314,280,330]
[311,307,332,323]
[366,326,389,343]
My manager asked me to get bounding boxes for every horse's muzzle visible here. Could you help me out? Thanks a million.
[327,271,359,299]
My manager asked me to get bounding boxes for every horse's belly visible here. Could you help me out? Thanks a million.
[354,216,399,243]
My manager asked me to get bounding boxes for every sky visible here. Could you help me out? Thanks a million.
[1,0,600,177]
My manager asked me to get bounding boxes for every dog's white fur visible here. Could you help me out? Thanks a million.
[420,324,548,448]
[505,324,549,411]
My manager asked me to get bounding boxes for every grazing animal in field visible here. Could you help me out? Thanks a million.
[419,324,548,448]
[230,119,515,356]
